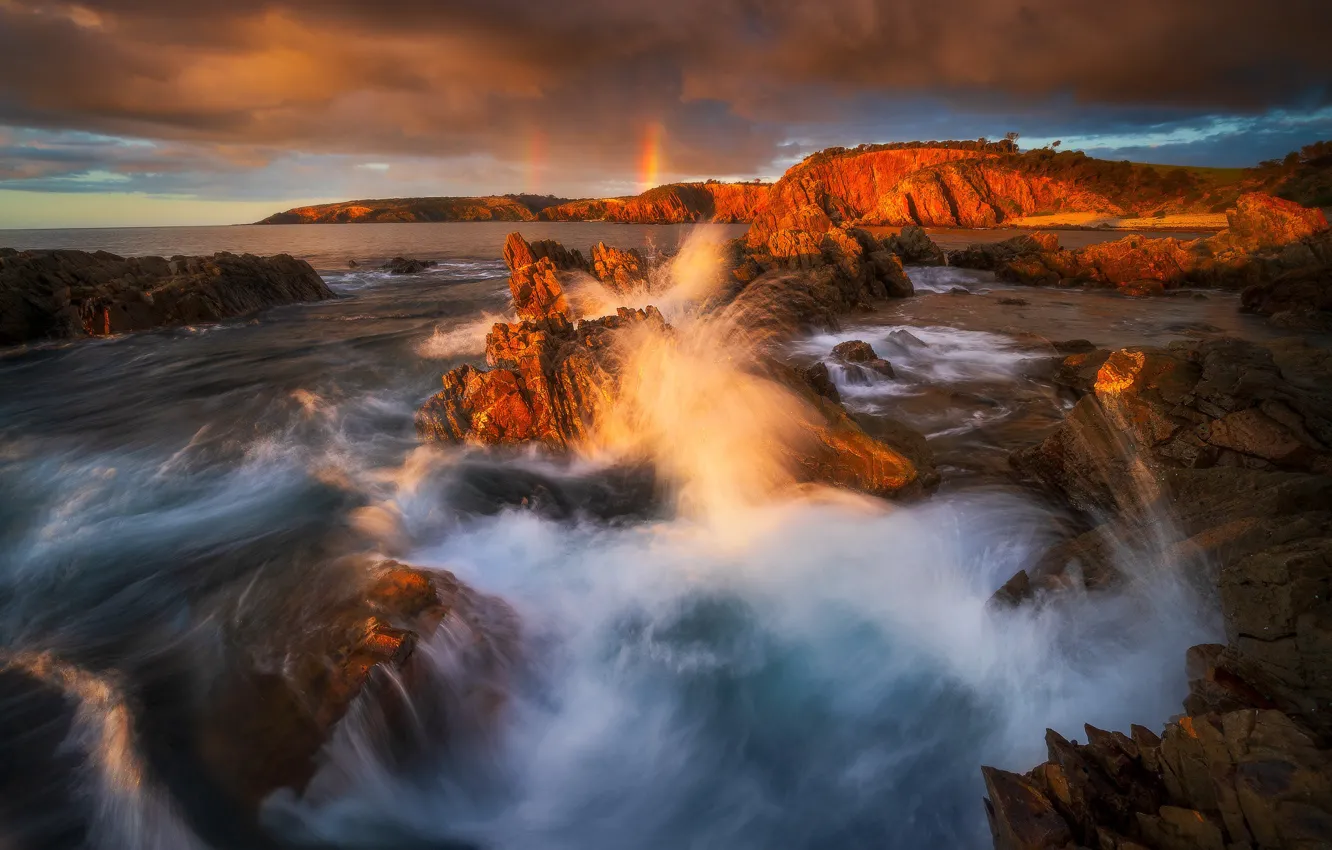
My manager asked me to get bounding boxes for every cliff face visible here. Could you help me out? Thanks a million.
[746,145,1134,243]
[258,195,553,224]
[539,182,770,223]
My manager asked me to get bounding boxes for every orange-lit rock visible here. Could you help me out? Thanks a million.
[591,242,648,293]
[201,560,518,810]
[1225,192,1329,251]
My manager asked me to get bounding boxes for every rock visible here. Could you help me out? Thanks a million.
[503,231,588,272]
[948,233,1061,271]
[591,242,648,294]
[989,195,1330,296]
[0,248,334,346]
[347,258,360,268]
[884,225,946,265]
[800,361,841,404]
[1052,339,1097,354]
[1226,193,1329,252]
[999,297,1031,306]
[1240,265,1332,330]
[417,308,664,450]
[948,286,971,295]
[831,340,879,363]
[201,560,517,810]
[380,256,437,275]
[982,766,1074,850]
[830,339,895,379]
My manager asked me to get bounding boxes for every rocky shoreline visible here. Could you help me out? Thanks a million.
[0,248,334,346]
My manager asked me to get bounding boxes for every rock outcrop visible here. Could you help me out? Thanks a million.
[539,182,770,223]
[986,337,1332,850]
[203,560,518,809]
[591,242,649,293]
[990,194,1331,295]
[417,231,934,500]
[0,249,334,346]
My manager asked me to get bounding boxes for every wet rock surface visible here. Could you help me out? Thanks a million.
[200,560,517,817]
[379,256,437,274]
[0,248,334,346]
[986,334,1332,850]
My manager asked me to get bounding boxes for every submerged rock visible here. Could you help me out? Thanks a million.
[0,248,334,346]
[830,339,896,379]
[379,256,437,274]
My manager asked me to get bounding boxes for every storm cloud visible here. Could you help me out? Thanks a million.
[0,0,1330,208]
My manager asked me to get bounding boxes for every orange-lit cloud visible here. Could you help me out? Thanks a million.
[0,0,1328,221]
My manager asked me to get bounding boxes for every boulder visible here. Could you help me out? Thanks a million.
[884,225,946,265]
[830,339,896,380]
[1225,193,1329,252]
[0,248,334,346]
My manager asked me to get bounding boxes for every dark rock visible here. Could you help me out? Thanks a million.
[999,297,1030,306]
[948,232,1061,271]
[0,248,334,346]
[201,561,517,810]
[800,361,841,404]
[884,225,946,266]
[380,256,437,275]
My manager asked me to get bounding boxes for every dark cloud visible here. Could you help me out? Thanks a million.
[0,0,1329,204]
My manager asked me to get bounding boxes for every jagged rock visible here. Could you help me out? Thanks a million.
[982,766,1075,850]
[884,225,946,265]
[0,248,334,346]
[201,561,517,809]
[591,242,647,293]
[503,231,588,272]
[380,256,437,274]
[417,308,664,450]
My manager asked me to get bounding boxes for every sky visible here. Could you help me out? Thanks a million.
[0,0,1330,228]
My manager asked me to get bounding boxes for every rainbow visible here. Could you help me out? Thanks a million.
[639,121,663,191]
[525,130,546,194]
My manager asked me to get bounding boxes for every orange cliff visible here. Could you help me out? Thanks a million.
[539,182,770,223]
[745,141,1255,245]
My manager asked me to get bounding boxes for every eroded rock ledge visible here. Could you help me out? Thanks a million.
[0,248,334,346]
[985,337,1332,850]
